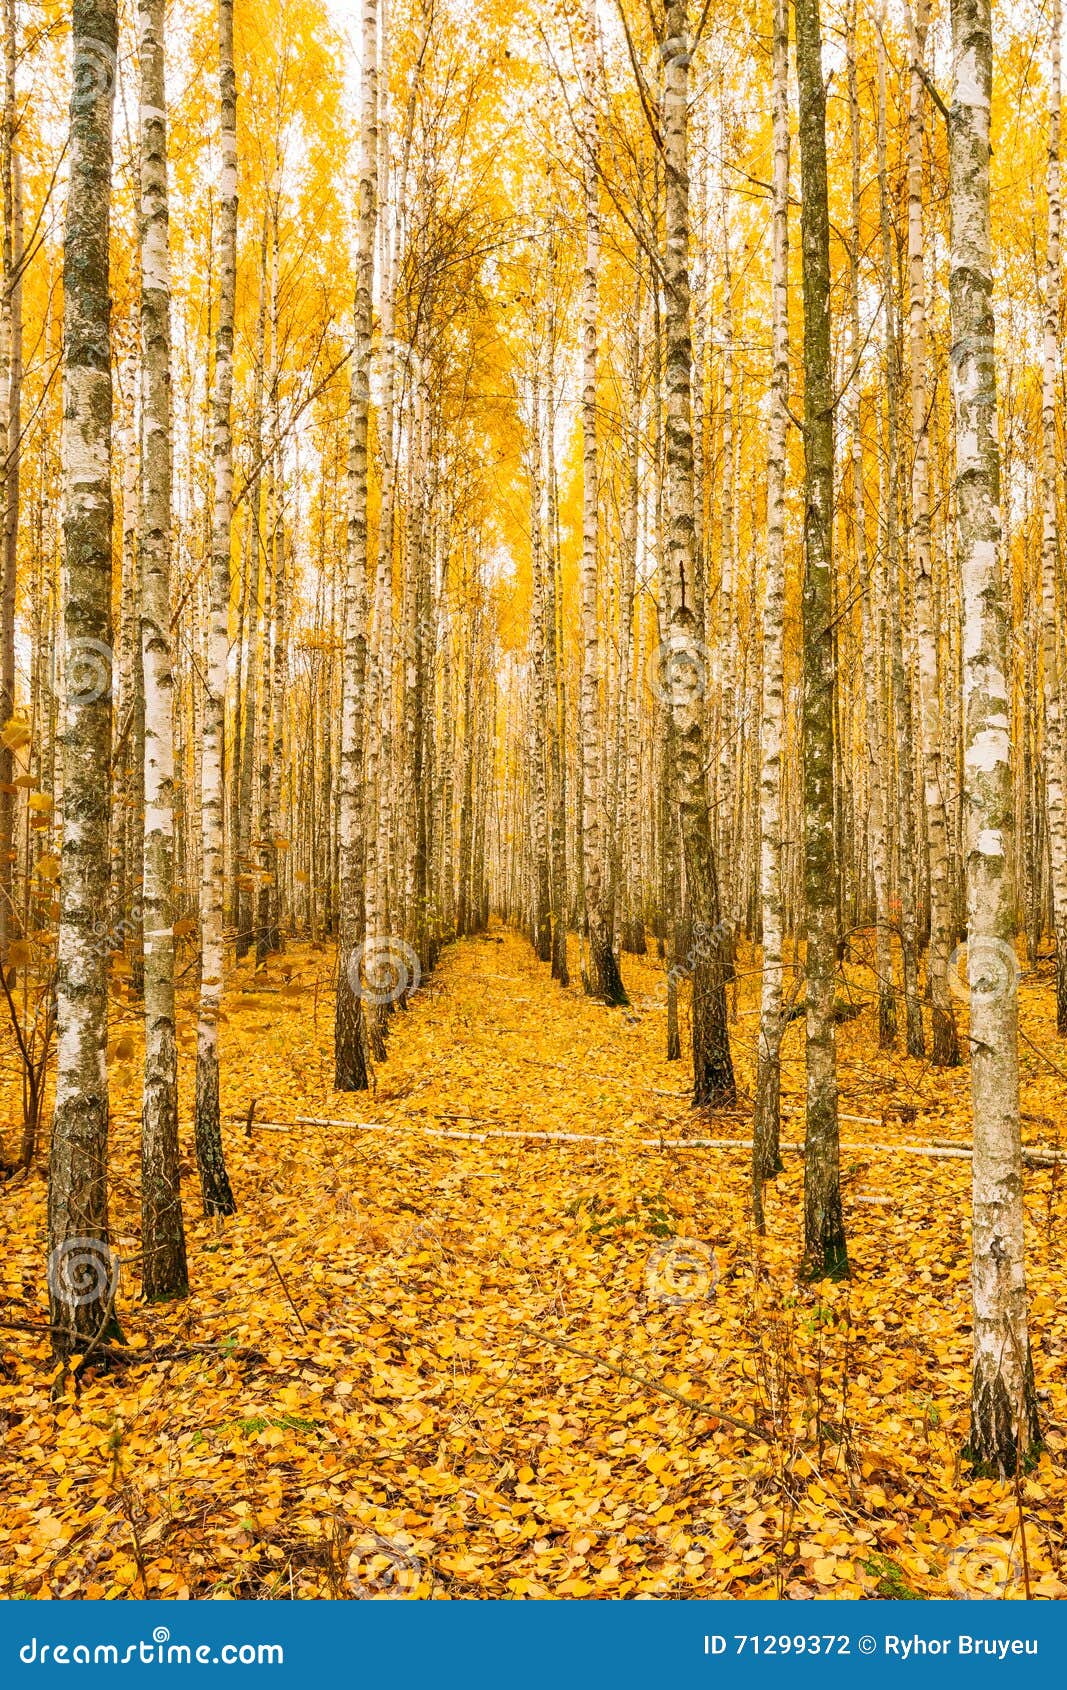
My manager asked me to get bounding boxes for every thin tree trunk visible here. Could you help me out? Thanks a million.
[908,0,959,1066]
[235,213,268,962]
[661,2,733,1106]
[527,364,551,961]
[848,0,895,1048]
[194,0,238,1217]
[949,0,1040,1472]
[878,10,924,1058]
[1040,0,1067,1035]
[334,0,378,1089]
[796,0,846,1278]
[137,0,187,1300]
[544,279,569,985]
[0,0,20,953]
[753,0,790,1218]
[578,2,626,1006]
[47,0,121,1357]
[256,213,280,964]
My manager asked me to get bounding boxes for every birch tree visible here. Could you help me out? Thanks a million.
[47,0,121,1354]
[948,0,1039,1470]
[795,0,846,1278]
[753,0,790,1216]
[137,0,187,1298]
[0,0,20,953]
[661,0,734,1106]
[908,0,959,1067]
[579,0,626,1006]
[194,0,238,1217]
[848,0,895,1048]
[877,8,924,1059]
[334,0,379,1087]
[1040,0,1067,1035]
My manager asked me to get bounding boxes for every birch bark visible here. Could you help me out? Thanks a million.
[949,0,1040,1470]
[335,0,378,1088]
[753,0,790,1210]
[0,0,20,951]
[908,0,960,1066]
[579,0,626,1005]
[47,0,121,1355]
[1039,0,1067,1035]
[137,0,187,1298]
[796,0,846,1277]
[194,0,238,1216]
[662,0,734,1105]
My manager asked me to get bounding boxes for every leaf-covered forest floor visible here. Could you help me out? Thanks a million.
[1,927,1066,1600]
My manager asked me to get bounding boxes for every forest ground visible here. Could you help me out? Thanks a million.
[1,928,1066,1600]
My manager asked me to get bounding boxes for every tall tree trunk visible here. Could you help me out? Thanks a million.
[949,0,1040,1473]
[796,0,846,1278]
[0,0,20,953]
[334,0,378,1089]
[908,0,960,1066]
[527,364,551,961]
[544,281,569,985]
[753,0,790,1217]
[661,2,734,1106]
[877,15,924,1059]
[578,2,626,1006]
[234,214,268,962]
[367,170,397,1045]
[849,0,895,1048]
[256,214,279,964]
[194,0,238,1217]
[137,0,187,1299]
[47,0,121,1356]
[1040,0,1067,1034]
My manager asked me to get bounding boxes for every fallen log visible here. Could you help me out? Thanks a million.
[224,1113,1067,1166]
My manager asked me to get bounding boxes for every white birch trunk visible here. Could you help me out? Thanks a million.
[335,0,379,1088]
[662,0,734,1104]
[949,0,1040,1470]
[908,0,960,1067]
[47,0,120,1355]
[753,0,790,1210]
[579,0,625,1005]
[137,0,187,1298]
[194,0,237,1216]
[1040,0,1067,1035]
